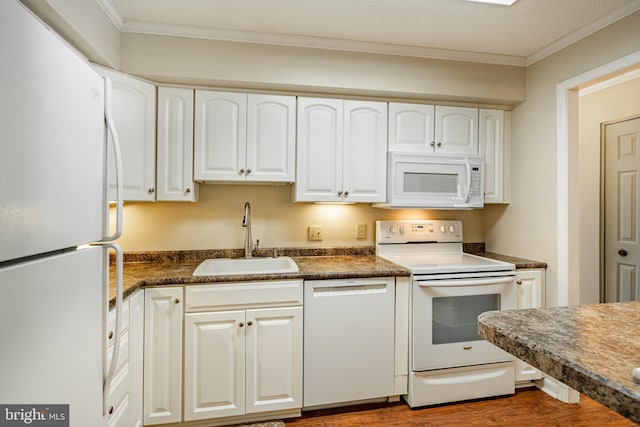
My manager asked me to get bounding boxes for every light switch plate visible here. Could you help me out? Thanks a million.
[356,223,367,239]
[308,226,323,241]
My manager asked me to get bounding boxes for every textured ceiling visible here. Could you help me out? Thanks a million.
[99,0,640,65]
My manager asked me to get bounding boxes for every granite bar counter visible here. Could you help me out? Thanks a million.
[478,302,640,424]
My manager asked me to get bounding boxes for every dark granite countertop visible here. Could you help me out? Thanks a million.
[478,302,640,424]
[110,246,546,307]
[109,247,410,306]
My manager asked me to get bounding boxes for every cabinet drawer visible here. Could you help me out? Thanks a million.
[107,299,130,335]
[185,280,303,312]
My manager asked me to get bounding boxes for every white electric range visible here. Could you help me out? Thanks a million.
[376,220,517,407]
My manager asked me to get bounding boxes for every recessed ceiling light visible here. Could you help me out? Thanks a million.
[462,0,518,5]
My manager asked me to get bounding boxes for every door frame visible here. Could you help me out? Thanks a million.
[556,50,640,306]
[600,115,640,302]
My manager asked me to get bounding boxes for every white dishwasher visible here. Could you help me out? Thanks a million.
[303,277,395,408]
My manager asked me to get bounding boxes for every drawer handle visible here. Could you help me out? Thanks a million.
[463,346,472,350]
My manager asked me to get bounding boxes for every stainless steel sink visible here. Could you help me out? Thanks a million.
[192,256,299,276]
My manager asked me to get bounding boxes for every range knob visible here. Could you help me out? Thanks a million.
[448,225,455,233]
[398,225,406,234]
[428,225,434,232]
[389,224,397,234]
[439,225,446,233]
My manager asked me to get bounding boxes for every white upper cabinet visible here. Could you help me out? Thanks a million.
[295,97,387,203]
[194,90,295,183]
[388,103,435,152]
[157,87,197,202]
[389,103,478,155]
[94,66,157,201]
[246,94,296,182]
[480,109,511,204]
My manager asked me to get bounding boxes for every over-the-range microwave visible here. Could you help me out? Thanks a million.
[373,152,485,209]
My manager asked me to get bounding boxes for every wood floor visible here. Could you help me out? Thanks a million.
[284,388,635,426]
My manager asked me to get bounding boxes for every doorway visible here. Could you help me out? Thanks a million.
[603,116,640,302]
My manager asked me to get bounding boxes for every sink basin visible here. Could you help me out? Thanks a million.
[193,256,299,277]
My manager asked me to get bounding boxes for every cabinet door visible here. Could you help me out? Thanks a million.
[515,269,544,381]
[295,97,343,202]
[388,103,435,152]
[343,101,387,202]
[95,67,156,201]
[246,94,296,182]
[435,106,478,154]
[245,307,302,414]
[128,290,144,427]
[143,288,183,425]
[157,87,197,201]
[480,109,510,204]
[184,311,245,421]
[194,90,247,181]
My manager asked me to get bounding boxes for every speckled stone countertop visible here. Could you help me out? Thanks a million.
[478,302,640,424]
[110,245,546,307]
[109,247,410,306]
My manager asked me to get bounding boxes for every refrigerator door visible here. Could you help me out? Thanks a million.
[0,0,106,262]
[0,246,107,426]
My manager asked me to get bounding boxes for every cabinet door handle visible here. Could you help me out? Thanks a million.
[430,141,435,147]
[173,298,180,304]
[338,190,343,196]
[239,169,245,174]
[148,187,155,194]
[619,249,628,257]
[247,321,253,326]
[437,142,442,147]
[239,322,244,328]
[246,169,252,175]
[185,188,191,194]
[516,280,523,285]
[344,191,349,197]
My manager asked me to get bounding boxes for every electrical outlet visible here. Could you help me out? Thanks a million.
[308,226,323,241]
[356,223,367,239]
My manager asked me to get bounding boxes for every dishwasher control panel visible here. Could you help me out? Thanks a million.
[376,220,462,244]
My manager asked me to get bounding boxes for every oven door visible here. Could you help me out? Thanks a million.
[412,275,516,371]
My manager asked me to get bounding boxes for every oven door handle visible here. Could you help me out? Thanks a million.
[417,276,514,287]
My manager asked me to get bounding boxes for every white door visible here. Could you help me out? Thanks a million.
[194,90,247,181]
[246,94,296,182]
[157,87,197,201]
[604,117,640,302]
[295,98,343,202]
[143,287,183,425]
[184,310,245,421]
[388,103,435,152]
[435,106,479,154]
[343,101,388,203]
[95,67,157,201]
[245,307,302,414]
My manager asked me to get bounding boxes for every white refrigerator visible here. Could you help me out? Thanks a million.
[0,1,124,425]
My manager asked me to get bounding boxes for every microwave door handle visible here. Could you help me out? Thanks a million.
[464,157,472,204]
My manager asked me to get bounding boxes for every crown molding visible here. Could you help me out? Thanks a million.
[526,0,640,66]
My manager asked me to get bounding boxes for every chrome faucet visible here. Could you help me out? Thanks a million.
[242,202,253,258]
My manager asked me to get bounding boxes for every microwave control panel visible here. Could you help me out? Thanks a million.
[376,220,462,244]
[470,166,482,196]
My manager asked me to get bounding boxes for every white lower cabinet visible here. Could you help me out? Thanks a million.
[184,306,302,421]
[143,287,184,425]
[105,289,144,427]
[515,269,545,382]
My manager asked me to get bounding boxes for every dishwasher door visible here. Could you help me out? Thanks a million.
[303,277,395,408]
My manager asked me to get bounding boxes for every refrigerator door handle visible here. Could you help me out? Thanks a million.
[100,242,123,416]
[103,77,123,242]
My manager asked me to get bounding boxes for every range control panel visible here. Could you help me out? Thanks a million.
[376,220,463,244]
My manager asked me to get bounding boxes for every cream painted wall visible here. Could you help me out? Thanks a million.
[118,33,525,106]
[483,11,640,307]
[20,0,120,68]
[111,185,485,252]
[578,77,640,304]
